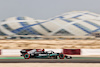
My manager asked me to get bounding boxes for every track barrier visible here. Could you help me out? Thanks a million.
[63,49,81,55]
[0,49,100,56]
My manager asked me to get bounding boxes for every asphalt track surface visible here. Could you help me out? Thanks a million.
[0,59,100,63]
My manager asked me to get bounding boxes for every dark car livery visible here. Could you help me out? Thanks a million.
[20,49,72,59]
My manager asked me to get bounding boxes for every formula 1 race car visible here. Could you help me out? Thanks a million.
[20,49,72,59]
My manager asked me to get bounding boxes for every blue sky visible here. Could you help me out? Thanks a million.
[0,0,100,20]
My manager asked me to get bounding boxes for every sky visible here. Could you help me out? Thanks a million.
[0,0,100,20]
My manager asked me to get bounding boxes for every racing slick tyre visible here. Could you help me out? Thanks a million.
[59,53,65,59]
[24,53,30,59]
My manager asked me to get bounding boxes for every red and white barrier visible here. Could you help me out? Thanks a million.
[0,49,100,56]
[81,49,100,55]
[63,49,81,55]
[0,49,1,55]
[1,49,21,55]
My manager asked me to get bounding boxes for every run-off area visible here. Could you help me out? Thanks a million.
[0,63,100,67]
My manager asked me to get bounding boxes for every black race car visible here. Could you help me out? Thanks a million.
[20,49,72,59]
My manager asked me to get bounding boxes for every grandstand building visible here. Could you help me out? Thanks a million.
[0,11,100,36]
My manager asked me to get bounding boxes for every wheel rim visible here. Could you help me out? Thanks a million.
[59,53,65,59]
[24,53,30,59]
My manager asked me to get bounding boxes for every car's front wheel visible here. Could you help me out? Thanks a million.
[59,53,65,59]
[24,53,30,59]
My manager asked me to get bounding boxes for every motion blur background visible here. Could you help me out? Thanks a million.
[0,0,100,67]
[0,0,100,49]
[0,0,100,60]
[0,0,100,37]
[0,0,100,54]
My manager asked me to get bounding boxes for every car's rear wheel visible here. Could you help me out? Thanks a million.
[24,53,30,59]
[59,53,65,59]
